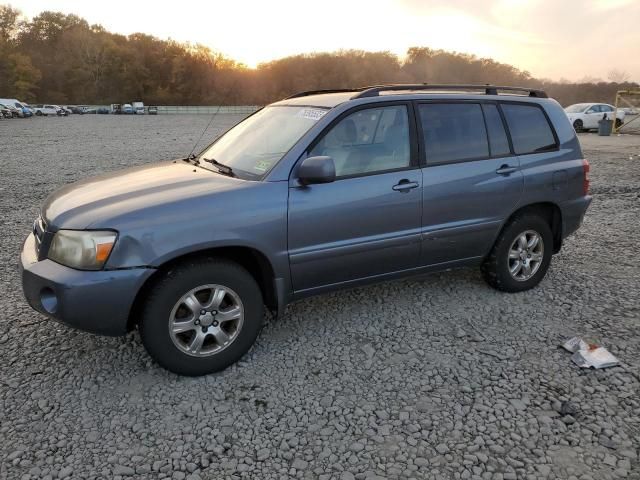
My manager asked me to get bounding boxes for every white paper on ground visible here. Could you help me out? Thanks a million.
[561,336,620,369]
[562,336,588,353]
[571,347,619,369]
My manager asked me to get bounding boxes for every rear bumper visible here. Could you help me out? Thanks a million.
[20,233,154,336]
[561,196,592,239]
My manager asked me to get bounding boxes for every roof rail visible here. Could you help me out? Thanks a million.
[352,84,548,99]
[284,88,361,100]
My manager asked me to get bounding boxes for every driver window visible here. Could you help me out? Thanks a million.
[309,105,410,177]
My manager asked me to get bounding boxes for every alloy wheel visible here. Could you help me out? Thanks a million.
[168,284,244,357]
[508,230,544,281]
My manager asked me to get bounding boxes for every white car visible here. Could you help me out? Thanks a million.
[132,101,145,114]
[565,103,625,131]
[33,104,65,116]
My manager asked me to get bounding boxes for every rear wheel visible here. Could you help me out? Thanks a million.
[615,118,623,128]
[139,258,264,376]
[573,119,584,132]
[481,213,553,292]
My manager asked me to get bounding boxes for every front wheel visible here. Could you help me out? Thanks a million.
[139,258,264,376]
[481,213,553,292]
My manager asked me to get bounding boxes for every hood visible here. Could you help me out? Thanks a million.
[43,160,247,229]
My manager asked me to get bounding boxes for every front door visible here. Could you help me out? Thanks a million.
[288,103,423,292]
[583,105,603,129]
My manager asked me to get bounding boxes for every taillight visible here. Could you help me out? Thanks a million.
[582,159,590,195]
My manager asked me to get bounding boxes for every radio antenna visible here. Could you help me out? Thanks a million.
[187,105,222,159]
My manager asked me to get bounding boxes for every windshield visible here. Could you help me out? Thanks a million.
[565,104,590,113]
[200,105,328,178]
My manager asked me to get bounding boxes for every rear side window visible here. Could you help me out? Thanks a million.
[481,104,511,157]
[419,103,489,164]
[501,104,557,155]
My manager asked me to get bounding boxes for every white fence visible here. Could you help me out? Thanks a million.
[156,105,261,115]
[82,105,261,115]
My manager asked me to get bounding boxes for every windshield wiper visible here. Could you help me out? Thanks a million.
[201,157,236,177]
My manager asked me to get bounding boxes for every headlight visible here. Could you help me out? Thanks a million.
[48,230,117,270]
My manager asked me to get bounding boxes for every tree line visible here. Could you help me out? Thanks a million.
[0,5,637,107]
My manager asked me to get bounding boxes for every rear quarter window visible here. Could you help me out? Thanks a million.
[502,103,557,155]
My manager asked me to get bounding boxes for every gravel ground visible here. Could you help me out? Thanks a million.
[1,115,639,480]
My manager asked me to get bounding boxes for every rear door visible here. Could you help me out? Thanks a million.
[600,104,616,121]
[417,101,524,265]
[288,103,423,292]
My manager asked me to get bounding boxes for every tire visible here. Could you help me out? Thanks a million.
[615,118,623,128]
[481,212,553,293]
[139,258,264,376]
[35,110,42,116]
[572,119,583,132]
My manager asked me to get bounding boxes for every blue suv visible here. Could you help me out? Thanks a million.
[20,84,591,375]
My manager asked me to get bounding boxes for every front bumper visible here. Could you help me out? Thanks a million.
[20,233,154,336]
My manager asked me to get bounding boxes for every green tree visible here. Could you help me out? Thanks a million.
[6,52,41,100]
[0,4,636,106]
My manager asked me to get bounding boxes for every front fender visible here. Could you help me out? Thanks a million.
[104,181,290,280]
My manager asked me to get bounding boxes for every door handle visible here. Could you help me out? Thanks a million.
[392,179,419,192]
[496,165,517,175]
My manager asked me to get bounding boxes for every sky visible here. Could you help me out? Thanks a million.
[13,0,640,82]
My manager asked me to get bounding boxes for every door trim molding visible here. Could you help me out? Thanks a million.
[289,229,422,265]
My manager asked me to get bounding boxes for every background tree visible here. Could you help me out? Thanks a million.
[607,69,630,83]
[0,4,637,106]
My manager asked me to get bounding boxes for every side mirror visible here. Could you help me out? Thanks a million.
[297,156,336,185]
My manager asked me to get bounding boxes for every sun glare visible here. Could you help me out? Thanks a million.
[12,0,640,81]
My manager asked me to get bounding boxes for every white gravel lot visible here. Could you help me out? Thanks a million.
[0,115,639,480]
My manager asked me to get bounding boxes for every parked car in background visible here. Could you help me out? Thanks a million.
[97,106,110,114]
[148,106,158,115]
[20,84,592,375]
[132,101,145,114]
[61,106,73,115]
[69,106,84,114]
[2,103,23,117]
[21,104,34,117]
[122,103,134,114]
[79,106,97,114]
[32,105,65,116]
[565,103,625,131]
[0,104,13,118]
[0,98,31,117]
[620,107,639,116]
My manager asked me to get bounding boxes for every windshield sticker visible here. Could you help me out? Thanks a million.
[296,108,327,121]
[253,160,272,172]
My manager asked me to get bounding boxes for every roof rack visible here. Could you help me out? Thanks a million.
[352,84,548,99]
[284,88,361,99]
